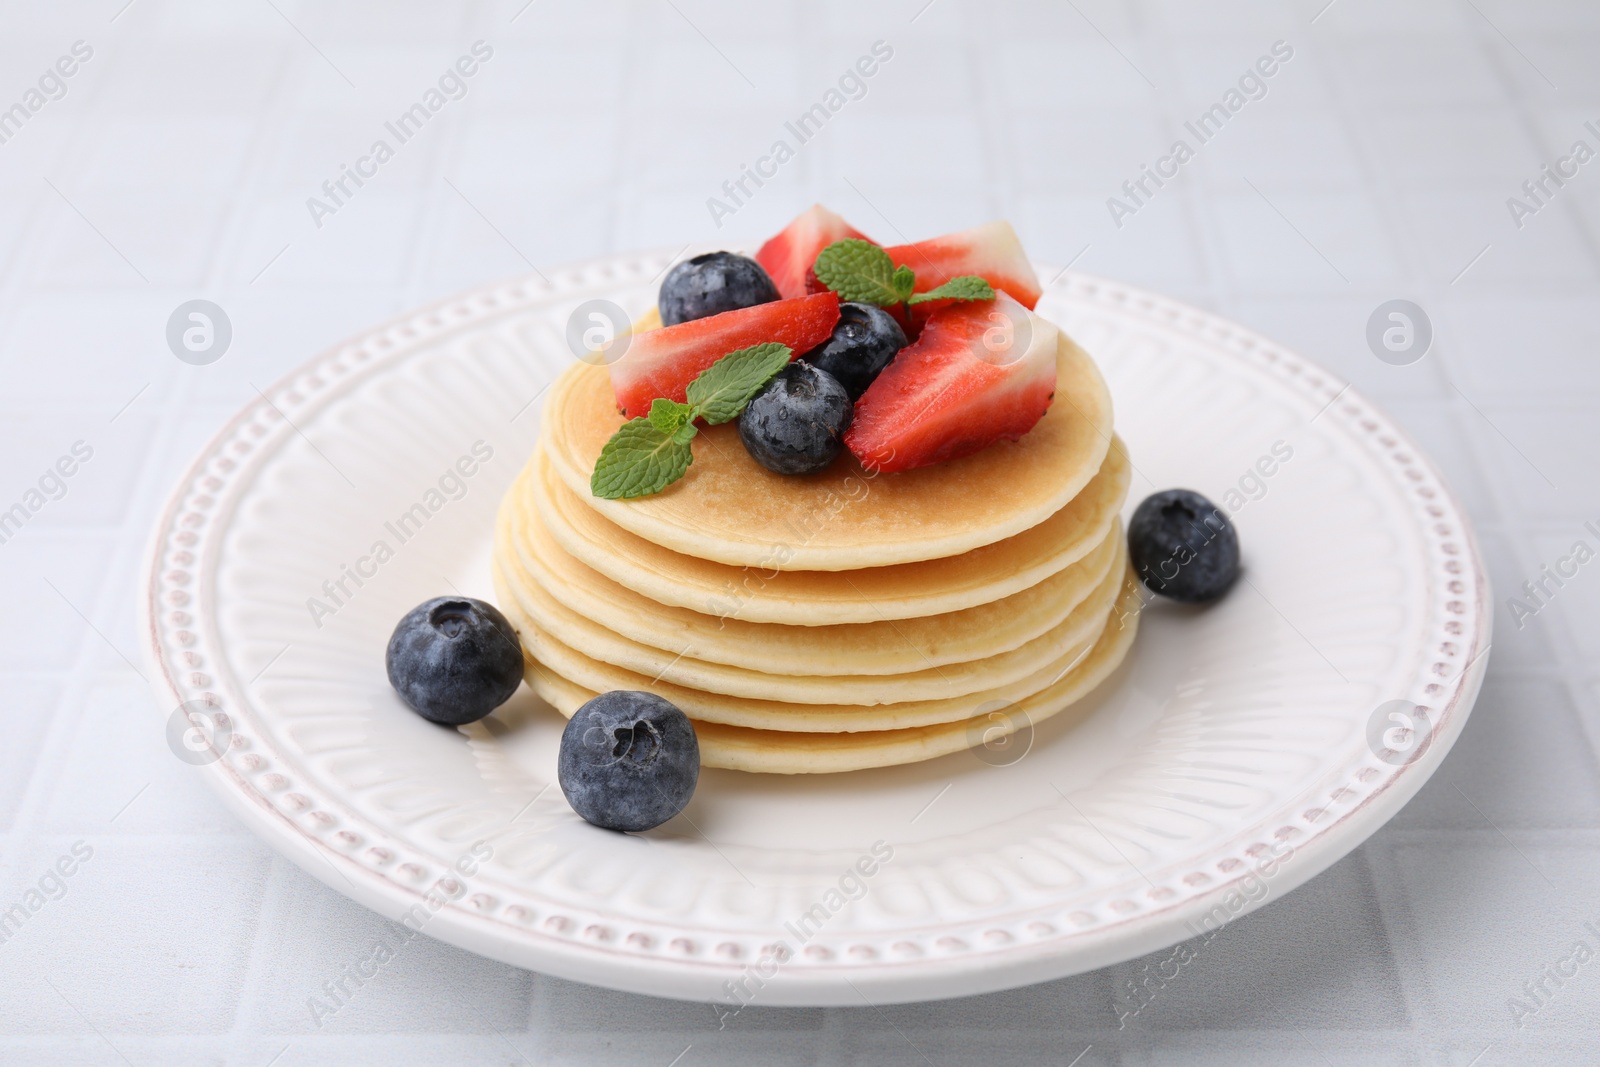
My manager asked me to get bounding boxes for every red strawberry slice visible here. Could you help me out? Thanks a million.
[845,293,1059,473]
[608,292,840,416]
[756,205,874,300]
[885,221,1043,310]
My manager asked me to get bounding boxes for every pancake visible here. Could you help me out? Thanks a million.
[500,585,1108,733]
[540,332,1114,570]
[528,437,1131,625]
[525,569,1143,773]
[502,469,1122,674]
[494,558,1128,734]
[495,533,1128,705]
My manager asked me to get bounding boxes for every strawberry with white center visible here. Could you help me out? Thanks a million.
[845,293,1059,474]
[607,292,840,417]
[885,220,1042,310]
[756,205,874,300]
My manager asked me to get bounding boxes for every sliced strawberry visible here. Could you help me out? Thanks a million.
[756,205,874,300]
[845,294,1059,473]
[608,292,840,416]
[885,221,1043,310]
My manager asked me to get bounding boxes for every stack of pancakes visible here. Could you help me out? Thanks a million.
[491,327,1139,774]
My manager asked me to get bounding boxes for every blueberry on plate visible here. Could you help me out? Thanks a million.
[386,596,524,726]
[801,301,907,400]
[1127,489,1241,603]
[658,252,780,326]
[738,361,853,476]
[558,691,699,832]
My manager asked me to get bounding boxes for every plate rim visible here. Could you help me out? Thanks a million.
[139,253,1492,1005]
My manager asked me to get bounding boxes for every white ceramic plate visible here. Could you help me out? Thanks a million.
[140,253,1490,1006]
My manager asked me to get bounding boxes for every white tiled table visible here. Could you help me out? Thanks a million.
[2,1,1597,1063]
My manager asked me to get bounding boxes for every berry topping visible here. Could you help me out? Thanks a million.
[812,239,993,318]
[738,361,853,476]
[608,291,839,417]
[1127,490,1241,603]
[557,691,700,832]
[658,252,779,326]
[592,343,793,499]
[801,301,907,400]
[385,597,523,726]
[845,293,1058,473]
[756,204,873,300]
[885,220,1043,309]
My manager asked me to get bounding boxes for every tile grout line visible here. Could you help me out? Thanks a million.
[1288,17,1465,1048]
[3,1,1600,1059]
[0,0,186,925]
[1458,13,1600,771]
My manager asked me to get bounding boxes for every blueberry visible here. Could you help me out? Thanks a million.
[1127,490,1241,603]
[738,361,853,476]
[386,597,524,726]
[801,301,907,400]
[658,252,779,326]
[558,691,700,832]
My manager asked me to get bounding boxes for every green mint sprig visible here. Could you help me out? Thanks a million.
[685,342,792,424]
[591,342,792,499]
[811,239,994,326]
[811,239,916,306]
[912,274,995,303]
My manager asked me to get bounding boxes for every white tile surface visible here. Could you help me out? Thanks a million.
[1,0,1597,1061]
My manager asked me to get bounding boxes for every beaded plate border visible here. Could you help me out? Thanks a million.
[140,255,1490,1002]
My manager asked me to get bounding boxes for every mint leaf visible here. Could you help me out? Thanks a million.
[892,264,916,303]
[685,342,792,424]
[590,345,792,499]
[812,239,904,306]
[647,397,694,435]
[907,275,995,305]
[591,417,696,499]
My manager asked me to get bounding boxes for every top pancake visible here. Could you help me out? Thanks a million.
[530,439,1131,625]
[541,332,1113,571]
